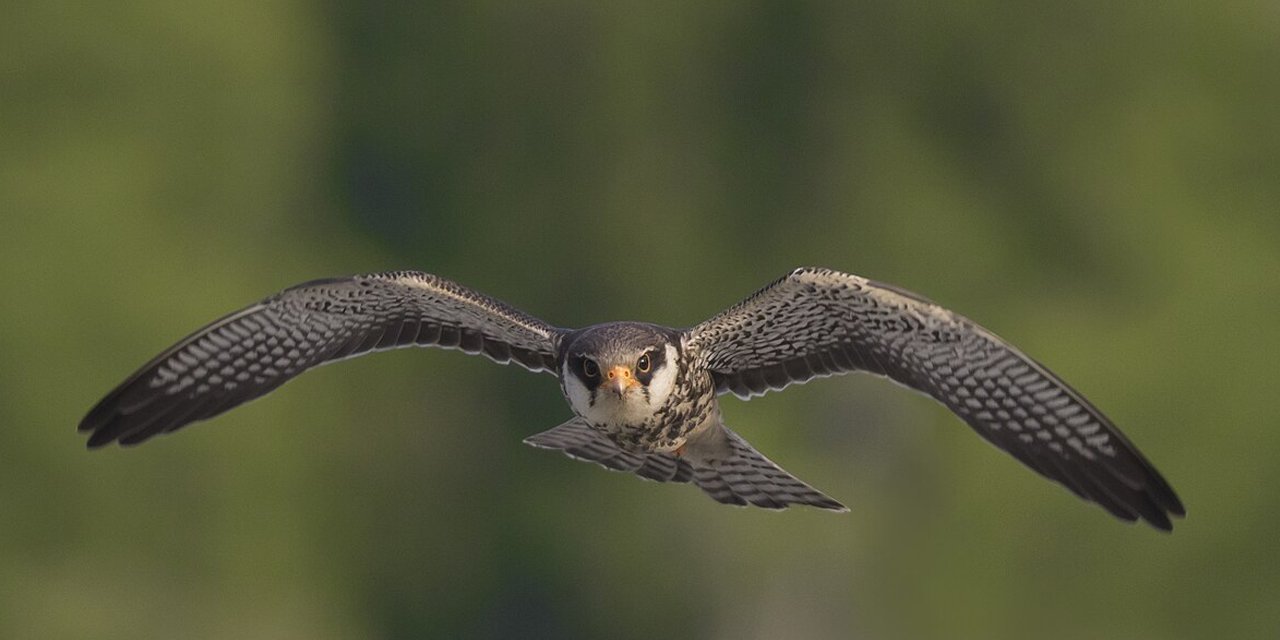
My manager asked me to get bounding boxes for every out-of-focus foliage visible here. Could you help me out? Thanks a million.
[2,1,1277,638]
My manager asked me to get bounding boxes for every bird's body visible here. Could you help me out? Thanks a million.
[81,267,1185,529]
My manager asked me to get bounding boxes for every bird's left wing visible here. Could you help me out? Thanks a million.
[686,267,1184,530]
[81,271,564,448]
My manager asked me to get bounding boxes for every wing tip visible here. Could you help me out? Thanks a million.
[83,425,118,449]
[1148,475,1187,518]
[1095,473,1184,532]
[1143,488,1185,532]
[78,393,123,434]
[1118,458,1185,531]
[80,401,120,448]
[820,500,851,513]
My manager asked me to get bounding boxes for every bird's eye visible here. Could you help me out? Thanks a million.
[582,358,599,378]
[636,353,651,373]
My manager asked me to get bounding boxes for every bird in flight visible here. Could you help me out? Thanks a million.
[80,267,1184,530]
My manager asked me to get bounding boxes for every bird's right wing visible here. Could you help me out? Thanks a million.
[81,271,564,448]
[687,267,1184,530]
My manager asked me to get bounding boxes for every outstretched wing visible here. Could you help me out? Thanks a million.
[687,267,1184,530]
[81,271,564,448]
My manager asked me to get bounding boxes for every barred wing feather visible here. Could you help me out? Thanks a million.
[688,267,1184,530]
[80,271,563,447]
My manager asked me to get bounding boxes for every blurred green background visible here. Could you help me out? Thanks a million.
[3,1,1278,638]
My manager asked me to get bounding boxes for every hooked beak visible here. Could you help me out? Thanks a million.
[605,365,640,396]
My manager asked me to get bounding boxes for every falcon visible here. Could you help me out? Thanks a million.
[80,267,1185,530]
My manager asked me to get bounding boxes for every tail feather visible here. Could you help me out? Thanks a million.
[683,424,848,512]
[525,417,846,512]
[523,418,693,483]
[635,454,694,483]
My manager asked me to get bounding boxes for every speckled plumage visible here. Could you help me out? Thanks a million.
[80,267,1185,530]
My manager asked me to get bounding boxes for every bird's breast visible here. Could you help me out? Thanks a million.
[579,386,715,453]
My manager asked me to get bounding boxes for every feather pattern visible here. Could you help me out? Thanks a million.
[524,416,846,511]
[524,417,695,483]
[80,271,563,447]
[687,267,1183,529]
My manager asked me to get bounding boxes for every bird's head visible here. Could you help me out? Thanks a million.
[560,323,681,425]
